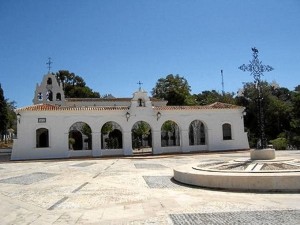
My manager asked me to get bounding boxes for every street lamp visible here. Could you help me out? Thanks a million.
[156,112,161,121]
[125,112,130,121]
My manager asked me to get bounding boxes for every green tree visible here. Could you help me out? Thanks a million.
[101,122,113,135]
[55,70,100,98]
[0,84,8,139]
[132,121,151,148]
[235,81,292,147]
[6,100,17,131]
[290,91,300,147]
[133,122,150,138]
[161,120,177,146]
[81,123,92,150]
[152,74,196,105]
[195,90,235,105]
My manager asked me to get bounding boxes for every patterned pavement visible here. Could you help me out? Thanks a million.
[0,150,299,224]
[170,210,300,225]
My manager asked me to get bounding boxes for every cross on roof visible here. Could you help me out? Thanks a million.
[239,47,274,83]
[137,81,143,91]
[46,57,53,73]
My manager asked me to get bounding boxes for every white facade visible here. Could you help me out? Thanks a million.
[12,74,249,160]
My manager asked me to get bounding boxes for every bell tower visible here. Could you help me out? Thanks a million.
[33,73,65,106]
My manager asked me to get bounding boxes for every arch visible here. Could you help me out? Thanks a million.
[161,120,180,147]
[101,121,123,149]
[47,77,52,85]
[222,123,232,140]
[36,128,49,148]
[56,93,62,101]
[131,121,152,153]
[69,122,92,150]
[46,90,53,101]
[189,120,206,145]
[138,98,145,107]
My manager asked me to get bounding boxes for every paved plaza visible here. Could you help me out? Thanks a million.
[0,150,299,224]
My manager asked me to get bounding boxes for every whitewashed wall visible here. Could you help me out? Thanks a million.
[12,104,249,160]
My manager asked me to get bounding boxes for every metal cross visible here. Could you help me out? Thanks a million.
[46,57,52,73]
[239,48,274,149]
[239,47,274,83]
[137,81,143,91]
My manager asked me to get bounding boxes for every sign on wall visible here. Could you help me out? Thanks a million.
[38,118,46,123]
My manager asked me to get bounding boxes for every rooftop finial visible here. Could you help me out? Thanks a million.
[137,81,143,91]
[46,57,53,73]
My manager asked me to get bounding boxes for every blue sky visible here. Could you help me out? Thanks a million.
[1,0,299,107]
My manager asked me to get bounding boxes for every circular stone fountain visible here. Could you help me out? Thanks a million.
[173,153,300,192]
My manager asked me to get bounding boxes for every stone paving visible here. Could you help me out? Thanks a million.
[0,150,299,224]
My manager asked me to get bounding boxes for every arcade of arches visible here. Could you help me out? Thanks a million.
[35,120,232,151]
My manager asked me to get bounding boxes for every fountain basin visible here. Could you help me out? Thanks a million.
[173,158,300,192]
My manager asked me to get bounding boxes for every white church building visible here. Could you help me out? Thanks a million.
[12,73,249,160]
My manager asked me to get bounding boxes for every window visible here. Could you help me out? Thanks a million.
[222,123,232,140]
[36,128,49,148]
[56,93,62,101]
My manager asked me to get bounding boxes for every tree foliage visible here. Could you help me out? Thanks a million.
[152,74,196,105]
[235,81,293,148]
[55,70,100,98]
[0,84,8,135]
[195,90,235,105]
[290,92,300,147]
[6,100,17,131]
[132,121,151,138]
[132,121,151,148]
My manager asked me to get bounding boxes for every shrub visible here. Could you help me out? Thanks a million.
[69,138,75,149]
[270,138,287,150]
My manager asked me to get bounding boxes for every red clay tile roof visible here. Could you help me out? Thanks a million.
[17,104,61,111]
[17,102,241,112]
[17,104,129,112]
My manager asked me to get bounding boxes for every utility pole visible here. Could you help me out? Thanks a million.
[221,70,225,95]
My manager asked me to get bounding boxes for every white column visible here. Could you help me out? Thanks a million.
[181,129,190,153]
[123,131,132,155]
[152,130,162,154]
[92,132,101,157]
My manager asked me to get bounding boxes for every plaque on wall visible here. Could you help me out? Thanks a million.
[38,118,46,123]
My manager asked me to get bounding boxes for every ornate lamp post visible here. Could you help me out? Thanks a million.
[239,47,274,150]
